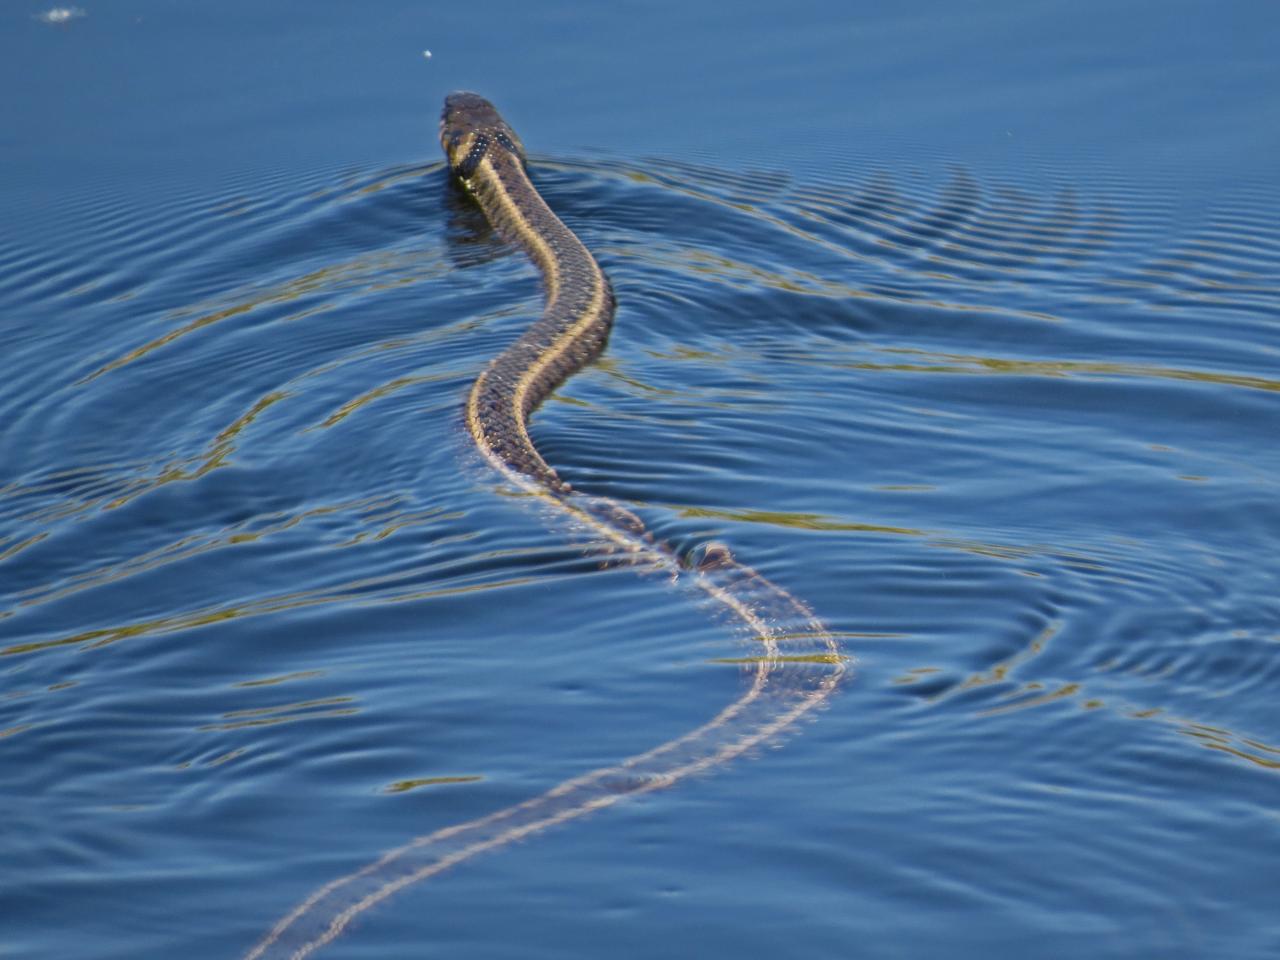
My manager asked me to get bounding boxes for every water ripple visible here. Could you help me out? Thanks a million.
[2,147,1277,959]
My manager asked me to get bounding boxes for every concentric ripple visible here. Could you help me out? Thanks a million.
[1,147,1276,960]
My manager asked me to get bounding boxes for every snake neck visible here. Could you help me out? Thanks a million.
[463,149,616,495]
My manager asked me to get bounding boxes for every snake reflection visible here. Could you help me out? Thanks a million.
[243,93,848,960]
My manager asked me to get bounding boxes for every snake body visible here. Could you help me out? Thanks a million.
[450,91,616,496]
[243,93,847,960]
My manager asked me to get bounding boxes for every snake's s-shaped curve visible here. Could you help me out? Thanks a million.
[242,93,848,960]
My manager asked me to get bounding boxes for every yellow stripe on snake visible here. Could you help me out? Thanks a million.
[243,92,849,960]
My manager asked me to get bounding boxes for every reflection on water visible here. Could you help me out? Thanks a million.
[2,142,1278,960]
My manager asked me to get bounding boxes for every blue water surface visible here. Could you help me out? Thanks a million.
[2,2,1278,958]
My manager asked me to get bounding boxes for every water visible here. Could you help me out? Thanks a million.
[3,2,1278,958]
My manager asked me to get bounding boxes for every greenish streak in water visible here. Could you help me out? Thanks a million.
[2,2,1279,960]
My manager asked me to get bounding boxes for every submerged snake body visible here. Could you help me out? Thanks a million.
[244,93,847,960]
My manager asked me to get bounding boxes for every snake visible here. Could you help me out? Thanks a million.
[242,92,849,960]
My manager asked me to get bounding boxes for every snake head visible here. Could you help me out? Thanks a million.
[440,92,527,182]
